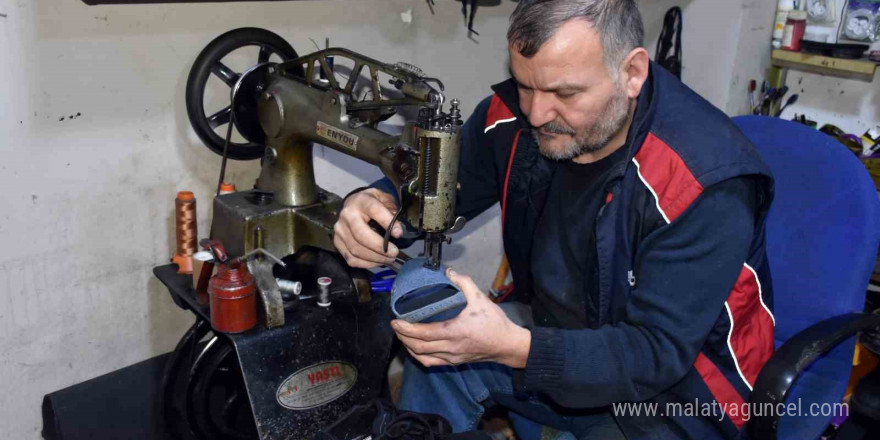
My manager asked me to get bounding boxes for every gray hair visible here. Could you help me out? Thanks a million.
[508,0,644,72]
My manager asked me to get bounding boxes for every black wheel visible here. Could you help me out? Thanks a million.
[187,338,257,440]
[160,319,211,440]
[161,320,257,440]
[185,27,303,161]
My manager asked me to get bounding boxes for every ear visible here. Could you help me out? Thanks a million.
[619,48,650,99]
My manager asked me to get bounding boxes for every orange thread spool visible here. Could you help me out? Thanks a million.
[172,191,197,274]
[219,182,236,195]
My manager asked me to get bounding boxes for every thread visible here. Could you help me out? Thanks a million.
[219,182,236,195]
[317,277,332,307]
[172,191,197,274]
[277,279,302,296]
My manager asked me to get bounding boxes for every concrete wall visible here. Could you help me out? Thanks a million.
[640,0,776,116]
[780,72,880,135]
[723,0,778,116]
[0,0,777,438]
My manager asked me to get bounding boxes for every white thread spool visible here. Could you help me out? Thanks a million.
[276,279,302,296]
[317,277,332,307]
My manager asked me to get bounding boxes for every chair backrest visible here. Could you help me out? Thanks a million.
[734,116,880,439]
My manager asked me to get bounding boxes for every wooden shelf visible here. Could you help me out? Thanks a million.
[771,49,878,82]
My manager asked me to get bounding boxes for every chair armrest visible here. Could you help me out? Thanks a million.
[747,313,880,440]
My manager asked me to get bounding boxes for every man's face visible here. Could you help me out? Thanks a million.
[509,20,631,161]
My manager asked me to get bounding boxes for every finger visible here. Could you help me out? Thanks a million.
[334,224,388,266]
[392,319,451,341]
[373,195,404,238]
[405,347,448,368]
[396,333,452,356]
[341,224,396,264]
[361,199,400,236]
[337,212,395,261]
[333,233,377,269]
[446,268,484,302]
[390,222,403,238]
[373,191,398,212]
[335,238,375,269]
[350,217,399,257]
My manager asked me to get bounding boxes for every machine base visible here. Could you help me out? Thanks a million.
[154,261,394,440]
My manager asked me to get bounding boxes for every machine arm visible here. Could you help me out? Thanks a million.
[246,47,465,269]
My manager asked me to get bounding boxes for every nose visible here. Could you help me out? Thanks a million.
[525,91,557,128]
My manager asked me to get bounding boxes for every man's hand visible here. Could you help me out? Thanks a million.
[392,269,532,369]
[333,188,403,269]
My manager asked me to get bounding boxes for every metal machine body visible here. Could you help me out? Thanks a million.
[155,260,393,440]
[214,46,466,328]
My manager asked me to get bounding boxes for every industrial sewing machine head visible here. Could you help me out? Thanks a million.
[247,48,466,267]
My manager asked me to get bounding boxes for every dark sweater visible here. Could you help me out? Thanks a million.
[530,145,628,330]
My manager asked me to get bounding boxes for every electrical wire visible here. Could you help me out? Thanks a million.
[216,108,234,197]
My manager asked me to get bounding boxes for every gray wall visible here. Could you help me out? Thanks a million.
[780,69,880,135]
[0,0,772,437]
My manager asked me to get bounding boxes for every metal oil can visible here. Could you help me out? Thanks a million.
[208,261,257,333]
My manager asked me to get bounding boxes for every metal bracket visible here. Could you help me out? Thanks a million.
[248,259,286,328]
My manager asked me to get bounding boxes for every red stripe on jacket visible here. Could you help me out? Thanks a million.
[501,130,523,226]
[726,265,775,387]
[485,95,516,133]
[694,354,747,428]
[633,133,704,222]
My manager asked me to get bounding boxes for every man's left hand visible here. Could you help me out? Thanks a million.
[391,268,531,369]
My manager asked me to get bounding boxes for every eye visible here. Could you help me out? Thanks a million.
[556,91,578,99]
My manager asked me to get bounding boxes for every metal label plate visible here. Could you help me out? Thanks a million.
[316,121,359,151]
[276,361,358,410]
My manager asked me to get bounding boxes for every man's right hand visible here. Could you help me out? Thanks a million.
[333,188,404,269]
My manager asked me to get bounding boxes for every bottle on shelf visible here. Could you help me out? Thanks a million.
[782,10,808,51]
[773,0,796,49]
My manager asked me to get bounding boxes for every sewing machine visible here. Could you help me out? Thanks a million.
[154,28,465,440]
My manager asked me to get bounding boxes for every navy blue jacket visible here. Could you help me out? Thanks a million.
[447,64,776,439]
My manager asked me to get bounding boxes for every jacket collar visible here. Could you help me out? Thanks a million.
[490,78,528,127]
[611,62,657,180]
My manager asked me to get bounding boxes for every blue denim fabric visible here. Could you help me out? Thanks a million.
[398,356,624,440]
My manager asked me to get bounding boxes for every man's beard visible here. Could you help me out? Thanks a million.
[533,86,630,161]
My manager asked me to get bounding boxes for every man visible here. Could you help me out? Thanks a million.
[333,1,775,438]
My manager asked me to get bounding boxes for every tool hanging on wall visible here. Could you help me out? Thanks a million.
[461,0,479,37]
[424,0,480,38]
[656,6,683,79]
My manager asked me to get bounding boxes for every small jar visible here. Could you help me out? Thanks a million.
[782,10,807,51]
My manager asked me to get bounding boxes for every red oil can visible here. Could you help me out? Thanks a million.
[206,246,257,334]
